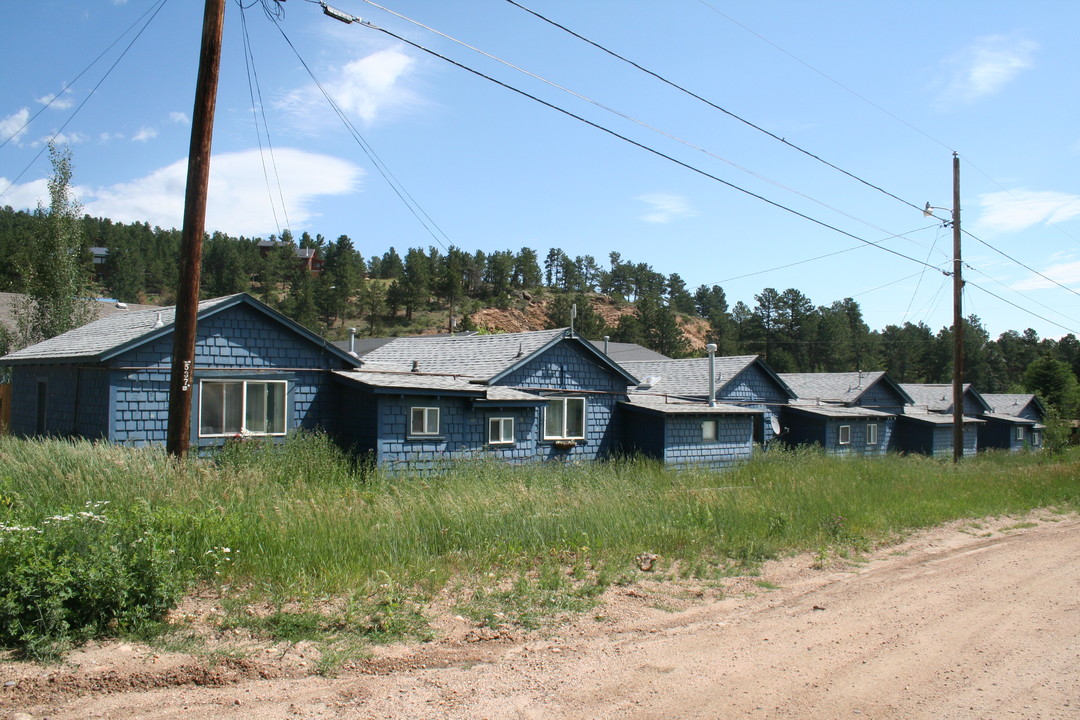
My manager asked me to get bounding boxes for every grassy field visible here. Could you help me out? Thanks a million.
[1,433,1077,662]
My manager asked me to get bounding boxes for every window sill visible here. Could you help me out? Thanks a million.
[406,435,445,442]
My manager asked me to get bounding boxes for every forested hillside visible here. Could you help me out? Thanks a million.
[2,205,1078,414]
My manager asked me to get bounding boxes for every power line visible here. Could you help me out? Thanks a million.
[0,0,171,201]
[269,15,454,251]
[239,0,291,237]
[965,280,1079,335]
[362,0,935,255]
[503,0,931,217]
[357,20,945,275]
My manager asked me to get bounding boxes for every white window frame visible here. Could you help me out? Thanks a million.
[544,397,587,440]
[488,417,515,445]
[1015,426,1025,442]
[702,419,718,442]
[199,379,287,438]
[867,423,879,446]
[410,407,440,436]
[838,424,851,445]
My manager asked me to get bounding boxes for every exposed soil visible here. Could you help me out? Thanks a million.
[2,512,1077,719]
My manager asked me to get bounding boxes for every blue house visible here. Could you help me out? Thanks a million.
[332,328,639,471]
[0,294,361,448]
[978,393,1046,451]
[620,355,795,448]
[778,371,914,455]
[897,383,986,457]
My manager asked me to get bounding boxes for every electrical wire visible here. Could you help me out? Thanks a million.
[270,14,454,250]
[239,0,291,237]
[0,0,170,151]
[965,280,1079,335]
[358,20,945,275]
[360,0,937,258]
[0,0,171,201]
[504,0,931,217]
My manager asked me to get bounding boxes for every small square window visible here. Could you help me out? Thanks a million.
[488,417,514,445]
[867,423,879,445]
[702,419,718,442]
[410,407,440,436]
[838,425,851,445]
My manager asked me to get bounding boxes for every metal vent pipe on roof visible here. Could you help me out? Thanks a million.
[706,343,717,408]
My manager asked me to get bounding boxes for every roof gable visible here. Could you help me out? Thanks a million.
[780,371,913,406]
[358,329,638,385]
[900,383,991,414]
[621,355,795,400]
[0,293,360,368]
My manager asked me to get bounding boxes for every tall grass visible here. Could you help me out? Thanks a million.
[2,434,1077,599]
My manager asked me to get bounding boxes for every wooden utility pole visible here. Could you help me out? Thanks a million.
[951,152,964,463]
[166,0,226,458]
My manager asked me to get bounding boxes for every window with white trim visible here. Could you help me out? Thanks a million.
[410,407,440,436]
[199,380,287,437]
[702,419,718,442]
[544,397,586,440]
[838,425,851,445]
[1015,426,1025,442]
[867,423,879,445]
[488,417,515,445]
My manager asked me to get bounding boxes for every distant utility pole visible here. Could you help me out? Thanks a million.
[166,0,226,458]
[951,153,964,463]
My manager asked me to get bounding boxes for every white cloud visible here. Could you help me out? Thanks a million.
[0,108,30,144]
[279,48,420,127]
[168,111,189,124]
[973,189,1080,233]
[132,126,158,142]
[937,35,1038,104]
[0,177,49,210]
[35,131,88,146]
[81,148,363,235]
[636,193,693,223]
[99,131,124,143]
[1011,259,1080,291]
[36,90,74,111]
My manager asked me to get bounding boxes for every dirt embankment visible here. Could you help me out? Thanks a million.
[2,513,1077,719]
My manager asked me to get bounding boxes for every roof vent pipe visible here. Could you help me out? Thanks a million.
[153,312,164,330]
[411,360,420,373]
[603,335,610,355]
[349,327,357,356]
[706,343,717,408]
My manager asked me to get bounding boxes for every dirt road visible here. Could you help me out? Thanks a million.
[3,513,1078,719]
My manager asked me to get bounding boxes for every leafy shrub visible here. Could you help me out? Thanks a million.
[0,502,186,661]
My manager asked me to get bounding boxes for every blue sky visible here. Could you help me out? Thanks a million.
[2,0,1079,340]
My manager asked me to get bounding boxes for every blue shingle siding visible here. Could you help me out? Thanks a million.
[718,364,788,444]
[895,419,978,458]
[7,365,106,439]
[621,412,666,458]
[662,414,753,469]
[498,342,628,462]
[856,384,907,413]
[371,395,539,473]
[780,410,893,457]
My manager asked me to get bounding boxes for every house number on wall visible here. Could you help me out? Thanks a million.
[181,360,191,392]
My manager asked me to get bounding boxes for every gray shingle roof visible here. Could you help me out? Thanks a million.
[980,393,1040,415]
[900,383,985,413]
[780,371,889,404]
[332,370,543,402]
[623,396,759,415]
[588,340,670,362]
[620,356,765,397]
[0,295,240,363]
[783,404,893,419]
[356,328,640,384]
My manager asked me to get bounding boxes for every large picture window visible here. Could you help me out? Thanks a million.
[488,417,514,445]
[544,397,586,440]
[199,380,286,437]
[410,407,440,436]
